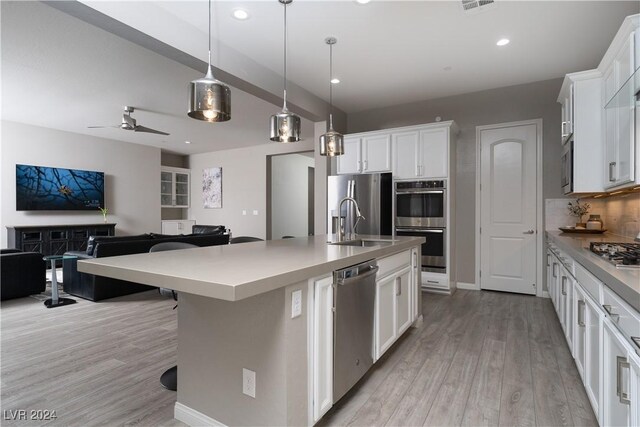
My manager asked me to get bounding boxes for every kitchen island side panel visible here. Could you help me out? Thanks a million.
[177,282,309,426]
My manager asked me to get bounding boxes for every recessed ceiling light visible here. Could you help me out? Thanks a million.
[185,140,191,144]
[232,9,249,20]
[331,78,340,84]
[496,38,510,46]
[356,0,371,4]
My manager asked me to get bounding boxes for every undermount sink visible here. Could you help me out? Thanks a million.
[330,239,395,248]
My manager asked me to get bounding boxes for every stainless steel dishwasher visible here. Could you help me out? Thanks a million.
[333,259,379,403]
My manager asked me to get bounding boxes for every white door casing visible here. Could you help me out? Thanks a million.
[477,121,539,295]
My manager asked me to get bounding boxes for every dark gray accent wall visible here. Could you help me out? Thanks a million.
[348,78,565,284]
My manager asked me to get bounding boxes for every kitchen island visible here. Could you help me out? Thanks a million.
[78,234,424,426]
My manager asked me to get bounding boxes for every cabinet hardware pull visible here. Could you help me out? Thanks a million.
[426,280,438,284]
[364,160,368,171]
[413,252,418,268]
[609,162,616,182]
[561,276,567,295]
[616,356,631,405]
[547,254,550,267]
[577,300,585,327]
[552,263,558,278]
[603,304,620,322]
[396,278,401,296]
[561,121,567,138]
[523,230,535,234]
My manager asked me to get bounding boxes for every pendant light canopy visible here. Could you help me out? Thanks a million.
[319,37,344,156]
[188,0,231,122]
[270,0,301,143]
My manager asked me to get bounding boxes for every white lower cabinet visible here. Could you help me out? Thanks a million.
[395,267,413,337]
[603,318,634,427]
[312,275,333,423]
[375,273,397,360]
[161,220,195,235]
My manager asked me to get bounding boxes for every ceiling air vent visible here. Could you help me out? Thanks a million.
[461,0,496,14]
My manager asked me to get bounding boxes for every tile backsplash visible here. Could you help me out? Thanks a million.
[545,192,640,239]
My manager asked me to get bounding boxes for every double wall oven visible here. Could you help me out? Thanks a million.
[395,180,447,273]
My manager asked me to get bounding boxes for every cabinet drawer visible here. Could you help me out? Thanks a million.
[575,263,602,304]
[422,274,448,290]
[377,250,411,278]
[603,286,640,343]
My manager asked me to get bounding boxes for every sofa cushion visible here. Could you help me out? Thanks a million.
[192,224,227,235]
[86,234,150,255]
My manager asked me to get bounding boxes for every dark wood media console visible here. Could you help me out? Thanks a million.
[6,224,116,260]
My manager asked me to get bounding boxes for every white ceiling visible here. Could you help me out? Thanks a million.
[81,0,639,113]
[2,1,638,155]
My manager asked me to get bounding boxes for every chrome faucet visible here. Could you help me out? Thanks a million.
[337,196,365,242]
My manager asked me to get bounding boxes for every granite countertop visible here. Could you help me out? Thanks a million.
[546,230,640,311]
[78,235,424,301]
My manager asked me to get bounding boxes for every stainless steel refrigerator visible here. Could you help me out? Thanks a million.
[326,173,393,237]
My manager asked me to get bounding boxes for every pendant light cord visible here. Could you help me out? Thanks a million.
[328,42,333,129]
[208,0,211,68]
[283,1,288,111]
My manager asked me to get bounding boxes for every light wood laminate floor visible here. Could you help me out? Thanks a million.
[1,289,596,426]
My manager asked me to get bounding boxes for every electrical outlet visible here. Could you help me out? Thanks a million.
[252,210,259,216]
[242,210,247,216]
[242,368,256,398]
[291,289,302,318]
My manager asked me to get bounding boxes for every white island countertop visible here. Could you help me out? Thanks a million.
[78,234,424,301]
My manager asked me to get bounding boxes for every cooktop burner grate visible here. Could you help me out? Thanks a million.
[589,242,640,268]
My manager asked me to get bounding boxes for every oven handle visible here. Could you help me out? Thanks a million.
[395,190,444,195]
[396,228,444,233]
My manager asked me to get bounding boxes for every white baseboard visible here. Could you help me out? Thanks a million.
[456,282,479,291]
[175,402,227,427]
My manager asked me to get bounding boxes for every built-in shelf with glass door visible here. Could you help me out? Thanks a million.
[161,166,190,208]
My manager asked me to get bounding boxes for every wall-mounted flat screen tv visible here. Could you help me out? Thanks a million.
[16,164,105,211]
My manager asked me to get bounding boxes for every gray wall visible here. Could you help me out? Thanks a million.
[348,78,565,284]
[270,153,315,239]
[188,139,315,239]
[1,120,161,247]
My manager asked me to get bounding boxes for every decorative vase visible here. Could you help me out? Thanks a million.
[586,215,603,230]
[575,222,586,228]
[103,216,107,224]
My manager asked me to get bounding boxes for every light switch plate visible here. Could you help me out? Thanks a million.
[252,210,259,216]
[242,368,256,398]
[291,290,302,318]
[242,210,247,216]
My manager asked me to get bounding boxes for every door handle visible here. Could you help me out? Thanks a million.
[523,230,535,234]
[617,355,631,405]
[577,300,585,327]
[603,304,620,322]
[609,162,616,182]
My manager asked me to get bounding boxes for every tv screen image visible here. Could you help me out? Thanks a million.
[16,164,105,211]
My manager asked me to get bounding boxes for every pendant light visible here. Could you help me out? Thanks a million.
[188,0,231,122]
[270,0,301,142]
[319,37,344,156]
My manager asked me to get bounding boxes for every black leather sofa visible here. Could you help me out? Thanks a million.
[1,249,46,301]
[63,230,229,301]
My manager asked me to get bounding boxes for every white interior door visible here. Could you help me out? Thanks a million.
[479,123,537,295]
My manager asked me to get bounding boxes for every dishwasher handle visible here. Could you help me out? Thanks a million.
[337,265,379,286]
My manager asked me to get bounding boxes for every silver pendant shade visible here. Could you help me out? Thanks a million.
[188,0,231,122]
[319,37,344,156]
[270,0,301,143]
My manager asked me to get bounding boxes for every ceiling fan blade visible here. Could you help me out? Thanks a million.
[87,125,119,129]
[134,125,170,136]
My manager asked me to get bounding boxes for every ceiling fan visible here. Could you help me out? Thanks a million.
[88,106,170,135]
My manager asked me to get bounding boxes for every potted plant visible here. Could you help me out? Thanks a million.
[567,200,590,228]
[98,207,108,223]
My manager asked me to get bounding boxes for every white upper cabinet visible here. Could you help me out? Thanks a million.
[336,134,391,175]
[336,137,362,174]
[392,123,454,180]
[420,128,448,179]
[161,166,190,208]
[392,131,419,179]
[557,71,604,193]
[603,31,636,188]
